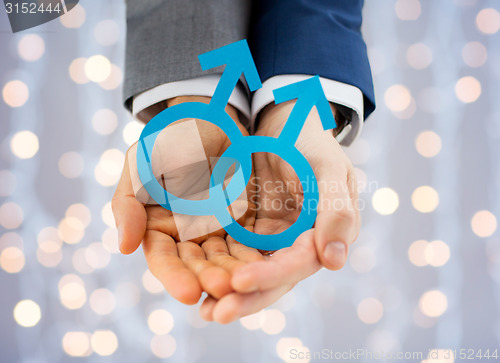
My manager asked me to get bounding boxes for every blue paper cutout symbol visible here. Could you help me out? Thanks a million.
[136,40,336,250]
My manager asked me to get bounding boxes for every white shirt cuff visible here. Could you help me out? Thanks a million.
[251,75,364,146]
[132,74,251,123]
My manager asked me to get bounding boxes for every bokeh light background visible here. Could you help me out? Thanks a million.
[1,0,500,362]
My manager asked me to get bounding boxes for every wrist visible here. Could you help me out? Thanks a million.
[137,95,242,128]
[256,101,341,139]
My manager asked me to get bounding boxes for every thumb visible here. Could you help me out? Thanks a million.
[312,163,359,270]
[111,145,147,254]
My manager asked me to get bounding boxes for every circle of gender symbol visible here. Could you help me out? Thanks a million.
[136,40,336,250]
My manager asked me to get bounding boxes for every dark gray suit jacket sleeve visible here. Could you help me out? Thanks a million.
[123,0,250,111]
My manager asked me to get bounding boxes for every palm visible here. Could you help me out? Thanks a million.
[252,151,301,235]
[114,98,360,324]
[139,115,270,304]
[199,102,361,323]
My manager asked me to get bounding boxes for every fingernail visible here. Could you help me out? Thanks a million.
[324,241,347,267]
[117,226,124,249]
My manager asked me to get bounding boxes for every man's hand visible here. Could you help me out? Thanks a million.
[112,97,360,323]
[199,101,361,323]
[112,96,263,305]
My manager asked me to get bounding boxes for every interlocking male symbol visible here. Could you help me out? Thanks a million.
[136,40,336,250]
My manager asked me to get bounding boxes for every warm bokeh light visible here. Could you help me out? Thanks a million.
[419,290,448,317]
[240,310,266,330]
[59,152,84,179]
[425,240,450,267]
[408,240,428,267]
[89,289,116,315]
[13,299,41,327]
[94,20,120,46]
[99,64,123,90]
[62,332,91,357]
[91,330,118,356]
[0,246,25,273]
[423,349,455,363]
[59,274,87,310]
[10,130,39,159]
[357,297,384,324]
[413,305,437,328]
[38,240,62,254]
[18,34,45,61]
[94,149,125,187]
[85,55,112,83]
[395,0,421,21]
[72,248,94,274]
[406,43,432,69]
[92,109,118,135]
[151,335,176,358]
[142,269,164,294]
[276,338,306,362]
[37,239,63,268]
[455,76,481,103]
[101,227,120,254]
[148,309,174,335]
[409,239,451,268]
[393,97,416,120]
[0,202,24,230]
[415,131,441,158]
[0,232,23,249]
[101,202,115,228]
[476,8,500,34]
[0,170,16,196]
[66,204,92,228]
[69,58,89,84]
[38,227,61,244]
[462,41,487,68]
[412,186,439,213]
[261,309,286,335]
[122,121,144,146]
[349,247,376,273]
[85,242,111,269]
[471,210,497,237]
[372,188,399,215]
[384,84,412,112]
[0,2,496,360]
[2,80,29,107]
[60,4,86,28]
[58,217,85,244]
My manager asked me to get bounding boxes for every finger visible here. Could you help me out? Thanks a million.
[225,233,266,263]
[231,230,320,293]
[212,284,293,324]
[143,230,202,305]
[347,167,362,240]
[200,295,217,321]
[112,148,147,254]
[177,240,233,299]
[202,236,247,275]
[312,157,359,270]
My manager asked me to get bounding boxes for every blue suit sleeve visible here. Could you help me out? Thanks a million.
[248,0,375,119]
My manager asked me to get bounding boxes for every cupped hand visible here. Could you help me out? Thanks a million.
[112,96,264,305]
[200,100,361,323]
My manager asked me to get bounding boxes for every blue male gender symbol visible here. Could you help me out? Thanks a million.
[136,40,336,250]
